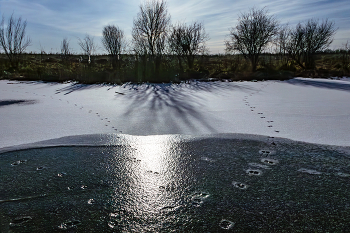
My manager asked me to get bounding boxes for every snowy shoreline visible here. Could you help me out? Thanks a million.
[1,77,349,149]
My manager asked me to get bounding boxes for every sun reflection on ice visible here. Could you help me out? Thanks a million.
[108,135,189,229]
[131,136,179,211]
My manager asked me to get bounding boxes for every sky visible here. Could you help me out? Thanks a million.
[0,0,349,54]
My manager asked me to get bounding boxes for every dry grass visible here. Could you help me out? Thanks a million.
[0,52,349,84]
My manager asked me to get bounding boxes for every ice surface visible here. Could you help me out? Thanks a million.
[0,77,349,148]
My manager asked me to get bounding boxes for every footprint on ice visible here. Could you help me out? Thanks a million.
[259,150,275,156]
[11,160,27,166]
[246,169,262,176]
[58,172,67,177]
[190,191,210,207]
[87,199,95,204]
[219,219,235,230]
[36,166,45,171]
[9,216,32,227]
[232,181,249,190]
[298,168,322,175]
[261,158,279,165]
[58,220,81,230]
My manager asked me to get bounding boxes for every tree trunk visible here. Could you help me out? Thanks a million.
[187,56,194,70]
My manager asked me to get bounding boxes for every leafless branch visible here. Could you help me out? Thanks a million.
[282,19,336,69]
[102,25,126,57]
[78,34,96,63]
[168,22,209,70]
[132,0,170,57]
[225,8,278,71]
[61,38,71,61]
[0,13,31,67]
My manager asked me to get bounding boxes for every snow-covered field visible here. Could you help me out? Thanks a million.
[0,77,349,149]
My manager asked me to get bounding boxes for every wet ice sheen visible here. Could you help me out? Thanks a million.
[1,134,350,232]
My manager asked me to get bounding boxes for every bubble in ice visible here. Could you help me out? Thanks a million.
[9,216,32,227]
[298,168,322,175]
[261,158,279,165]
[337,172,350,177]
[200,157,216,162]
[161,205,181,212]
[219,219,235,230]
[246,169,262,176]
[232,181,249,190]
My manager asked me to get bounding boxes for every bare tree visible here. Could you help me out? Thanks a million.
[78,34,96,64]
[132,0,171,79]
[0,14,31,68]
[168,22,209,71]
[102,25,126,67]
[282,19,336,69]
[61,38,71,62]
[225,8,278,72]
[276,24,294,67]
[342,41,350,72]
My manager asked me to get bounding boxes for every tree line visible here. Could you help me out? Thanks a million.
[0,0,345,83]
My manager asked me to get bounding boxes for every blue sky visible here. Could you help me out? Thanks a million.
[0,0,349,54]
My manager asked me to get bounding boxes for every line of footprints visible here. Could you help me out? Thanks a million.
[242,82,280,136]
[54,91,123,133]
[7,83,123,134]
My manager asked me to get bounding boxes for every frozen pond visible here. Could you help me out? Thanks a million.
[1,77,350,148]
[1,134,350,232]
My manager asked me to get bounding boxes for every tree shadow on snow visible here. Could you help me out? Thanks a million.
[53,83,115,95]
[285,78,350,92]
[121,81,255,134]
[0,99,37,108]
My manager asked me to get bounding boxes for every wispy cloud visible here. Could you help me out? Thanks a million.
[0,0,349,53]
